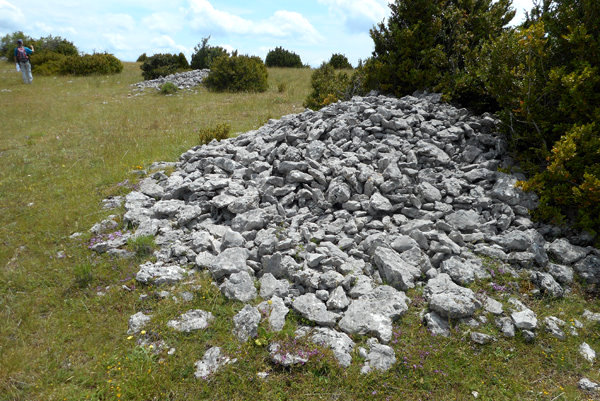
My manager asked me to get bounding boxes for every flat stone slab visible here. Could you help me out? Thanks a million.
[167,309,214,332]
[136,262,188,285]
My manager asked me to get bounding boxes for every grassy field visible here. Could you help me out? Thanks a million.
[1,62,599,401]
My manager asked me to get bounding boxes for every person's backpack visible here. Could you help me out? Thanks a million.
[16,47,29,62]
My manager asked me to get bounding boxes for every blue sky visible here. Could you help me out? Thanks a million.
[1,0,534,66]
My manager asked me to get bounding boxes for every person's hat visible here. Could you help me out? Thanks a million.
[17,39,23,44]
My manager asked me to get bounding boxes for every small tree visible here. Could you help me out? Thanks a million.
[265,46,303,67]
[328,53,352,69]
[204,53,268,92]
[190,36,229,70]
[140,53,189,80]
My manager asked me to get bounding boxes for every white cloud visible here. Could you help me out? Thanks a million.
[318,0,390,33]
[150,34,189,53]
[142,12,181,34]
[0,0,24,32]
[187,0,322,43]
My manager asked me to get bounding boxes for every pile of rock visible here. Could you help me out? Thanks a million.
[93,93,600,376]
[131,69,210,91]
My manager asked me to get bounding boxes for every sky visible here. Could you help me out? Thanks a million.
[1,0,534,67]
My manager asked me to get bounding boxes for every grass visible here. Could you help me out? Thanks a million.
[1,62,599,401]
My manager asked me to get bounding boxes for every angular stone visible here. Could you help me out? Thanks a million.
[360,339,396,374]
[574,255,600,284]
[425,274,481,319]
[232,305,261,342]
[136,262,188,285]
[128,312,152,334]
[231,209,268,233]
[544,316,566,340]
[167,309,213,332]
[220,271,257,302]
[532,272,564,298]
[208,247,249,280]
[259,273,290,299]
[220,229,246,250]
[327,286,350,310]
[194,347,236,379]
[511,309,537,330]
[369,192,393,213]
[258,296,289,332]
[547,263,574,285]
[548,238,588,265]
[445,210,481,233]
[424,311,450,337]
[580,342,596,363]
[311,327,355,368]
[372,246,421,290]
[338,286,409,343]
[470,332,495,345]
[292,293,339,327]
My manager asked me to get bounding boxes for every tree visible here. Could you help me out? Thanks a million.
[328,53,352,69]
[364,0,514,109]
[190,36,229,70]
[265,46,303,67]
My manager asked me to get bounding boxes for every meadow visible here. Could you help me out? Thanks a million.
[0,62,599,401]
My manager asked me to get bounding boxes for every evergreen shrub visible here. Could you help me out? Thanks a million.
[204,54,268,92]
[141,53,190,80]
[265,47,303,68]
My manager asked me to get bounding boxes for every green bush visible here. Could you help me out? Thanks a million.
[328,53,352,69]
[204,53,268,92]
[159,82,178,95]
[304,63,353,110]
[136,53,147,62]
[198,123,231,145]
[31,50,66,75]
[59,53,123,75]
[140,53,190,80]
[190,36,228,70]
[265,47,303,68]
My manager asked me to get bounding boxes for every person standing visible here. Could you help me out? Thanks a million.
[14,39,34,84]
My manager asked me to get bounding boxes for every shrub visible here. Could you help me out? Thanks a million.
[190,36,228,70]
[204,53,268,92]
[159,82,178,95]
[198,123,231,145]
[303,63,352,110]
[34,35,78,56]
[1,31,35,60]
[140,53,190,80]
[59,53,123,75]
[265,47,303,68]
[31,50,66,75]
[136,53,147,62]
[328,53,352,69]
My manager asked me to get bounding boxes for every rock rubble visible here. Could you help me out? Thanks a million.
[94,93,600,376]
[131,69,210,91]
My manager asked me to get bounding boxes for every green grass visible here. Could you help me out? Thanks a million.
[1,62,600,401]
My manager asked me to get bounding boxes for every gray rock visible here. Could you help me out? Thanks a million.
[425,273,481,319]
[259,273,290,299]
[128,312,152,334]
[548,238,588,265]
[470,332,495,345]
[495,316,515,338]
[418,182,442,202]
[578,378,599,391]
[483,296,503,315]
[547,263,574,285]
[232,305,261,342]
[258,296,289,332]
[574,255,600,284]
[445,210,481,233]
[369,192,393,213]
[220,271,257,302]
[579,342,596,363]
[440,256,487,286]
[268,342,309,367]
[490,174,520,205]
[292,293,340,327]
[583,309,600,322]
[209,247,249,280]
[327,286,350,310]
[338,285,409,343]
[135,262,188,285]
[360,339,396,373]
[231,209,268,233]
[372,246,421,290]
[311,327,355,367]
[221,229,246,250]
[532,272,564,298]
[511,308,537,330]
[194,347,236,379]
[327,177,352,205]
[544,316,565,340]
[424,311,451,337]
[167,309,213,332]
